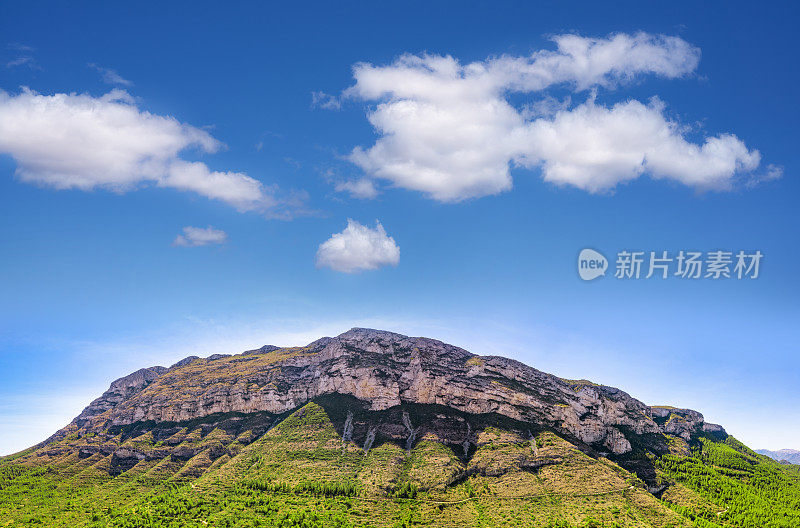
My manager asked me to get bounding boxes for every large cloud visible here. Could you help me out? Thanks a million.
[316,219,400,273]
[0,88,277,212]
[343,32,769,201]
[522,98,761,192]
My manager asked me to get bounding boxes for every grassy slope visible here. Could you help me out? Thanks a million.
[1,402,798,528]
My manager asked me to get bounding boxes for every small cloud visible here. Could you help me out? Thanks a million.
[7,43,35,52]
[172,226,228,247]
[334,178,379,199]
[311,91,341,110]
[744,164,783,189]
[6,56,34,68]
[88,63,133,86]
[5,44,38,70]
[764,164,784,181]
[316,219,399,273]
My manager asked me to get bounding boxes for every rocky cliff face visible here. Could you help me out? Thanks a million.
[74,366,167,426]
[62,328,724,457]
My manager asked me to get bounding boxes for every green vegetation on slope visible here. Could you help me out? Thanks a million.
[656,436,800,528]
[1,401,798,528]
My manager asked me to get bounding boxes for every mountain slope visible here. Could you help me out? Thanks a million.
[1,328,798,527]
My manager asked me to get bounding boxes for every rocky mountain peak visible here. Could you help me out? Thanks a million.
[73,366,166,427]
[57,328,724,462]
[322,327,474,362]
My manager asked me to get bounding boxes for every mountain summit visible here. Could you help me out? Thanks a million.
[3,329,798,527]
[64,327,723,462]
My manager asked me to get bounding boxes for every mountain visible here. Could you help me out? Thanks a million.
[757,449,800,465]
[2,328,799,527]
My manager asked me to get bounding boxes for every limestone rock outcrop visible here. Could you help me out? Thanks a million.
[65,328,724,456]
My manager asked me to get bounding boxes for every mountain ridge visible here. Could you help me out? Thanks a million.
[4,328,800,528]
[757,449,800,465]
[49,327,724,461]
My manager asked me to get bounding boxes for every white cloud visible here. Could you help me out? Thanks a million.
[165,160,276,211]
[88,63,133,86]
[316,219,399,273]
[343,32,768,201]
[0,88,279,213]
[334,177,379,199]
[489,32,700,91]
[172,226,228,247]
[522,98,761,192]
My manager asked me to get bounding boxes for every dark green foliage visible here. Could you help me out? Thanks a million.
[656,437,800,528]
[242,478,357,497]
[393,481,417,499]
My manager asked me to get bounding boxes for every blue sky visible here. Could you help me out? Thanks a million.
[1,1,798,455]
